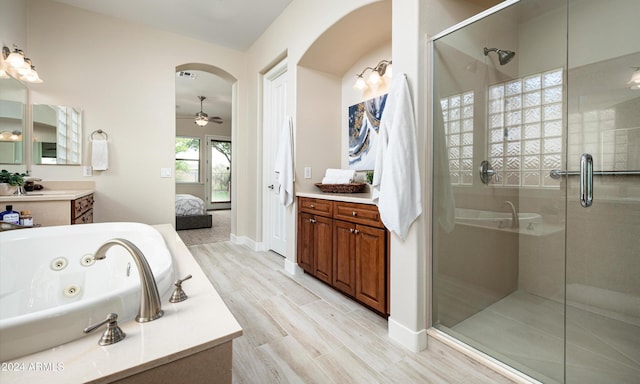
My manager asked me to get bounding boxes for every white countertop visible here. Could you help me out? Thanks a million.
[0,189,94,203]
[0,224,242,384]
[297,191,376,205]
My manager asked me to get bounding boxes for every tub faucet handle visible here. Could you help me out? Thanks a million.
[83,313,126,346]
[169,274,193,303]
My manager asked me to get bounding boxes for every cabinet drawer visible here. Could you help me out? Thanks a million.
[333,201,383,228]
[72,193,94,218]
[298,197,333,217]
[72,209,93,224]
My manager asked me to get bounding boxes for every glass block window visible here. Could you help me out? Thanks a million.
[568,109,621,170]
[441,91,474,185]
[488,69,563,188]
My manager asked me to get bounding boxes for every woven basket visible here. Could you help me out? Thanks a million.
[314,182,366,193]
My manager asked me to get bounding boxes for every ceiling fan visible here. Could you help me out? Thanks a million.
[194,96,223,126]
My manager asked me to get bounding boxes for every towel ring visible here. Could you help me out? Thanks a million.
[91,130,108,141]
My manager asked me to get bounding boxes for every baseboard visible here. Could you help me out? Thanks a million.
[230,234,258,251]
[283,259,303,275]
[387,317,427,352]
[255,242,269,252]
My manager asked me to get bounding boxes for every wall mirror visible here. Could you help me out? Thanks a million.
[0,77,27,164]
[32,104,83,165]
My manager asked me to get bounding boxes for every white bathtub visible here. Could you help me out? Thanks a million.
[0,222,175,362]
[455,208,543,231]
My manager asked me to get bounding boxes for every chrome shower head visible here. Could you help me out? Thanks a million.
[484,47,516,65]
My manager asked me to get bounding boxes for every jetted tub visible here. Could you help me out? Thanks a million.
[455,208,543,231]
[0,222,175,362]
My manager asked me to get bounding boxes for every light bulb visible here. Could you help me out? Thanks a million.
[384,63,393,78]
[353,75,367,90]
[367,71,381,86]
[6,50,24,68]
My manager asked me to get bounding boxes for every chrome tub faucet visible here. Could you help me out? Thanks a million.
[504,201,519,230]
[93,238,164,322]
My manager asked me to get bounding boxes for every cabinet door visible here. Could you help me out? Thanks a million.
[313,215,333,284]
[333,220,356,296]
[297,212,314,273]
[355,225,386,313]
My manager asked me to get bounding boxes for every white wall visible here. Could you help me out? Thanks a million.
[25,0,244,225]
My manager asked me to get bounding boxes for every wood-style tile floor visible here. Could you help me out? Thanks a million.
[190,242,518,384]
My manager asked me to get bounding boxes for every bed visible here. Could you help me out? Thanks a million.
[175,194,212,230]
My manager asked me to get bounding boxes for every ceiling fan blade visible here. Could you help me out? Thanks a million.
[208,116,224,123]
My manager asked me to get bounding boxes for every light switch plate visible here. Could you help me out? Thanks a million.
[304,167,311,179]
[160,168,172,178]
[82,166,93,177]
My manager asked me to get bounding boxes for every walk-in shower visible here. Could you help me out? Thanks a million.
[431,0,640,383]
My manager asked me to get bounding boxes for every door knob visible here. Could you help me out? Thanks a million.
[267,184,274,190]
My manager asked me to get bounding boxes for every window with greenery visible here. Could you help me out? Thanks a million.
[487,68,563,188]
[175,137,200,183]
[441,91,474,185]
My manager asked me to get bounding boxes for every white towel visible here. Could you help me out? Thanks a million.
[372,74,422,240]
[91,138,109,171]
[274,116,294,207]
[322,168,355,184]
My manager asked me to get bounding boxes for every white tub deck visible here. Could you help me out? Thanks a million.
[0,224,242,383]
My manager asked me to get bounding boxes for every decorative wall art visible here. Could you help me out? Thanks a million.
[348,93,387,170]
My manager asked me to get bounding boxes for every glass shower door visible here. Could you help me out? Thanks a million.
[564,0,640,382]
[431,1,568,382]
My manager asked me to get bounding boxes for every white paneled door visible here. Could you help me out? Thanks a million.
[263,59,288,256]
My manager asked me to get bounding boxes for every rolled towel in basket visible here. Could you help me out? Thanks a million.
[322,168,355,184]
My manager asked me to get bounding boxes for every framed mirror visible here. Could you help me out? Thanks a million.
[0,77,27,164]
[32,104,82,165]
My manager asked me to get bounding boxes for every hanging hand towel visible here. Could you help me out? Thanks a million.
[274,116,295,207]
[91,138,109,171]
[372,73,422,240]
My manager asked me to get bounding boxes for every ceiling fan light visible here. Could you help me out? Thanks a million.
[194,112,209,126]
[6,49,25,68]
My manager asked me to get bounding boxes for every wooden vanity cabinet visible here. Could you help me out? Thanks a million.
[354,224,386,313]
[298,196,388,315]
[71,193,94,224]
[297,209,333,285]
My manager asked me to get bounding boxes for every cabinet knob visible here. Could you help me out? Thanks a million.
[349,228,354,233]
[310,218,316,224]
[354,229,360,235]
[352,212,357,216]
[310,204,315,208]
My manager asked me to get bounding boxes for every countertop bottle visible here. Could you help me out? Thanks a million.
[19,210,33,226]
[1,205,20,225]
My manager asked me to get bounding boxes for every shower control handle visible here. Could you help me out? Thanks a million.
[479,160,500,185]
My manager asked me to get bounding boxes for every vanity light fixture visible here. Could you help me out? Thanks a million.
[0,130,22,141]
[629,67,640,90]
[195,96,209,127]
[1,44,43,83]
[353,59,392,91]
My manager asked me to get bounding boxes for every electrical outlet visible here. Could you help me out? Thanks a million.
[160,168,172,178]
[304,167,312,179]
[82,166,92,177]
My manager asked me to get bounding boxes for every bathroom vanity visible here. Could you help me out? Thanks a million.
[0,181,94,226]
[296,193,389,315]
